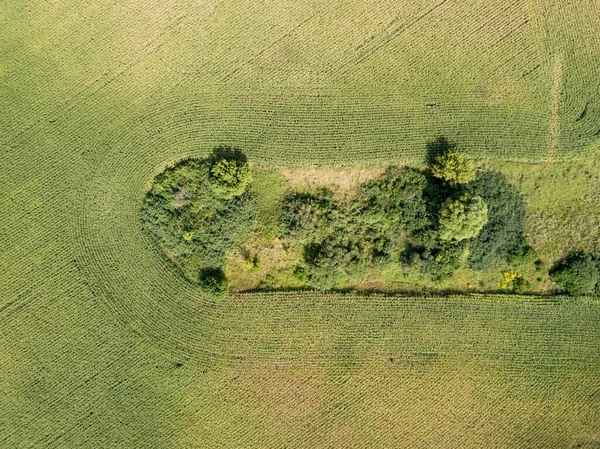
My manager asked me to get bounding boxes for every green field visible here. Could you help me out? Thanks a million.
[2,0,600,447]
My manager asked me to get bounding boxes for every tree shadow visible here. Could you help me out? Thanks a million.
[425,136,455,165]
[210,145,248,163]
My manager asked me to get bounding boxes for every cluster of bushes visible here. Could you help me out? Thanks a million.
[550,252,600,296]
[140,146,254,298]
[278,139,531,288]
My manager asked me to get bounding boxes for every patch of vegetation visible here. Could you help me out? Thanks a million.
[549,252,599,296]
[276,142,526,287]
[140,148,256,289]
[198,267,229,299]
[278,189,340,244]
[438,195,488,242]
[142,142,590,296]
[467,170,528,270]
[355,166,431,235]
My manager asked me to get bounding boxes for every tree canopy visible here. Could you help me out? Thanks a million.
[438,195,488,242]
[209,146,252,199]
[431,149,476,186]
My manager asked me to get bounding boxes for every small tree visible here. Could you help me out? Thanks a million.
[439,195,488,242]
[198,267,228,299]
[549,252,599,296]
[431,150,475,186]
[209,146,252,198]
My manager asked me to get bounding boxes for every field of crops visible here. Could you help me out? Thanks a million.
[2,0,600,447]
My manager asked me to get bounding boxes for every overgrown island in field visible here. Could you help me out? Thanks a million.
[141,142,598,298]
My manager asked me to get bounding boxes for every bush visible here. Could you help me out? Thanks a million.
[507,245,537,268]
[549,252,599,296]
[438,195,488,242]
[278,189,339,243]
[356,167,431,235]
[209,146,252,199]
[303,235,368,289]
[468,171,527,270]
[199,267,228,298]
[500,271,530,293]
[420,240,470,281]
[430,149,475,186]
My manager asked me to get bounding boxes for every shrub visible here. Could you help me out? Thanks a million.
[198,267,228,299]
[430,150,475,186]
[507,245,537,268]
[438,195,488,242]
[303,236,367,289]
[209,146,252,198]
[356,167,431,235]
[421,240,470,281]
[278,189,338,242]
[549,252,599,296]
[500,271,530,293]
[468,171,527,270]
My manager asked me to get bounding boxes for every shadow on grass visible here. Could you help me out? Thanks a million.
[241,284,550,298]
[425,136,454,165]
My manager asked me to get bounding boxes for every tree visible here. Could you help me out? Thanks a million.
[431,150,475,186]
[549,252,599,296]
[209,146,252,198]
[438,195,488,242]
[198,267,228,299]
[356,167,431,235]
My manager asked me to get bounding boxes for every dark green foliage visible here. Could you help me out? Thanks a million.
[278,189,339,243]
[468,171,527,270]
[279,188,386,289]
[507,245,538,268]
[198,267,228,298]
[512,276,530,294]
[549,252,599,296]
[402,238,469,282]
[140,153,256,285]
[303,231,371,289]
[356,167,431,235]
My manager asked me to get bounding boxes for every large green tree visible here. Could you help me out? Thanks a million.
[431,150,475,186]
[438,195,488,242]
[209,146,252,198]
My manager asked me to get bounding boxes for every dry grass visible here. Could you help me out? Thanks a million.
[280,166,387,200]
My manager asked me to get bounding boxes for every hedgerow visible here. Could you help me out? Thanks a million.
[142,145,546,292]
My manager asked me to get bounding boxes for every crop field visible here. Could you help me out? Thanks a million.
[2,0,600,448]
